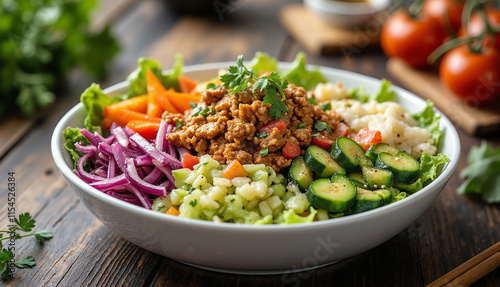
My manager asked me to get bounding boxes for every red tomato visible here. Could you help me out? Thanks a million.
[381,10,448,68]
[439,45,500,105]
[331,122,350,140]
[182,153,200,170]
[459,9,500,50]
[354,129,382,151]
[258,119,286,133]
[311,135,334,150]
[282,142,301,159]
[422,0,464,33]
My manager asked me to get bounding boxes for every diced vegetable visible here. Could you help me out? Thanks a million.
[126,120,161,139]
[223,160,249,179]
[306,175,357,213]
[331,122,350,140]
[305,145,345,177]
[103,95,148,114]
[330,137,370,171]
[147,70,180,114]
[288,156,314,191]
[354,129,382,151]
[258,119,286,133]
[361,166,393,190]
[102,108,161,130]
[165,206,181,216]
[282,142,301,159]
[376,151,420,183]
[162,89,201,113]
[178,76,199,94]
[183,153,200,170]
[311,134,334,150]
[352,188,383,213]
[366,143,400,162]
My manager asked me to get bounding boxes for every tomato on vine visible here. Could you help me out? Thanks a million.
[422,0,464,33]
[439,44,500,105]
[459,8,500,49]
[381,10,448,68]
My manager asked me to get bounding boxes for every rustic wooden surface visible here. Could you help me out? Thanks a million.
[1,0,499,286]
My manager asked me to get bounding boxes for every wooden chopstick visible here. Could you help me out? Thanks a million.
[427,241,500,287]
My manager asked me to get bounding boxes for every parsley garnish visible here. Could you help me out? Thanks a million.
[314,121,332,133]
[311,133,319,137]
[189,199,198,207]
[189,102,197,109]
[220,55,289,119]
[297,123,305,129]
[308,98,318,105]
[256,131,267,138]
[192,107,215,118]
[188,186,196,192]
[320,102,332,111]
[175,119,183,129]
[260,148,269,156]
[206,83,220,89]
[0,212,53,280]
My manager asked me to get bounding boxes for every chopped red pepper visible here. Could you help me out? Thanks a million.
[282,142,301,159]
[182,153,200,170]
[354,128,382,151]
[311,134,334,150]
[258,119,286,134]
[332,122,351,140]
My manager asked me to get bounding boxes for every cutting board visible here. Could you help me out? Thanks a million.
[387,58,500,135]
[279,4,380,55]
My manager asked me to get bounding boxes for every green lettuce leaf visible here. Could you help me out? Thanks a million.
[418,152,449,185]
[389,188,407,203]
[348,79,395,103]
[412,100,442,146]
[395,179,423,194]
[80,83,118,134]
[247,52,277,74]
[281,52,326,91]
[62,127,91,169]
[458,142,500,203]
[126,54,184,98]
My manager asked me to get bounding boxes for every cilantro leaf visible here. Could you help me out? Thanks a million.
[14,256,36,269]
[458,142,500,203]
[314,121,332,133]
[263,88,288,119]
[15,213,35,233]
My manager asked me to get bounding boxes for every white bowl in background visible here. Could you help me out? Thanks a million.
[51,62,460,274]
[305,0,391,28]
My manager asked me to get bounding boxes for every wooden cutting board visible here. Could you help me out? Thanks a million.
[279,4,380,55]
[387,58,500,135]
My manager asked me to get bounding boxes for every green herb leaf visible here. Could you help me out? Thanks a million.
[320,102,332,111]
[175,119,183,129]
[256,131,267,138]
[15,213,35,233]
[14,256,36,269]
[308,98,318,105]
[314,121,332,133]
[189,102,197,109]
[189,199,198,207]
[260,148,269,156]
[33,230,53,243]
[297,123,306,129]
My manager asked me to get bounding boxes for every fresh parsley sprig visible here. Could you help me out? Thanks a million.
[0,212,53,280]
[220,55,289,119]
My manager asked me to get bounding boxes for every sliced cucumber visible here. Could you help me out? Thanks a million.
[376,151,419,183]
[330,137,370,171]
[352,188,383,213]
[288,156,314,191]
[362,166,393,190]
[306,175,357,213]
[366,143,400,162]
[373,189,392,205]
[305,145,345,177]
[347,172,366,188]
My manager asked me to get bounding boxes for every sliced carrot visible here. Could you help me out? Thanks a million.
[147,93,164,118]
[126,120,161,139]
[182,153,200,170]
[147,70,180,114]
[103,95,148,115]
[222,159,249,180]
[163,89,201,113]
[354,128,382,151]
[102,108,161,129]
[178,75,199,94]
[165,206,180,216]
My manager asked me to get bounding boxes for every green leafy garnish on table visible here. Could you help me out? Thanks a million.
[221,55,289,119]
[0,213,53,280]
[0,0,120,118]
[458,142,500,204]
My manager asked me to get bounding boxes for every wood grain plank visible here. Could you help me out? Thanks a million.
[0,117,37,160]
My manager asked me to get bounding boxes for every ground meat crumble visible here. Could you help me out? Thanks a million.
[164,84,343,172]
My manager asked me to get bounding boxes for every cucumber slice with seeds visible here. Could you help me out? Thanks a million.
[376,151,419,183]
[305,145,345,177]
[373,189,392,205]
[362,166,393,190]
[288,156,314,191]
[352,188,383,213]
[366,143,400,162]
[347,172,366,188]
[306,175,357,213]
[330,137,370,171]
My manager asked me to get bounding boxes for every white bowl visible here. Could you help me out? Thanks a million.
[304,0,390,28]
[51,62,460,274]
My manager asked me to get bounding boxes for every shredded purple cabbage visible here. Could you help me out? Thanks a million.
[74,119,182,209]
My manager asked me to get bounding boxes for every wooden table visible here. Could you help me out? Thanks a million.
[1,0,499,286]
